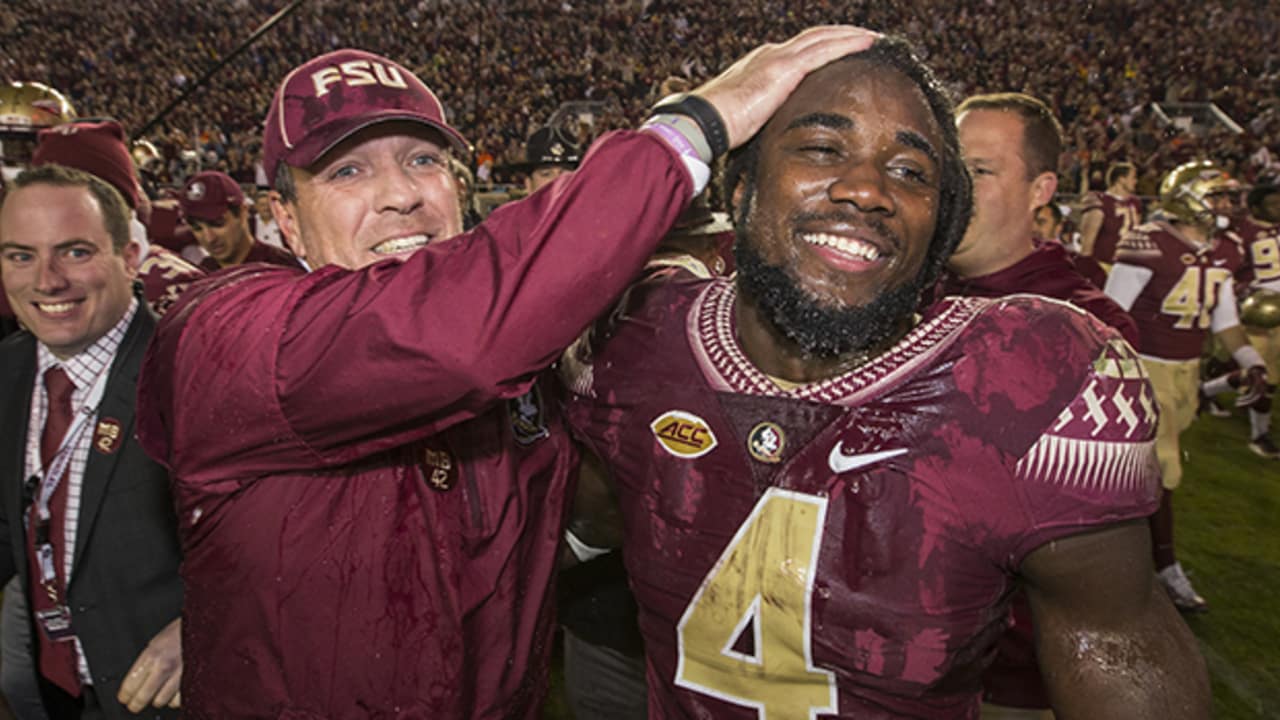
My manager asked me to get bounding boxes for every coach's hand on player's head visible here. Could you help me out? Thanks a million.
[693,25,880,149]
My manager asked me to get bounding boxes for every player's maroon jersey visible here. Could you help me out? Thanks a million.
[943,239,1139,709]
[138,245,205,315]
[1226,217,1280,292]
[1080,191,1143,263]
[1114,220,1244,359]
[565,277,1160,719]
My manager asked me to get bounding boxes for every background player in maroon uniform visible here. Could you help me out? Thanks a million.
[567,38,1208,719]
[136,30,881,720]
[177,170,301,271]
[1104,160,1270,611]
[1075,162,1143,289]
[943,92,1141,718]
[1201,182,1280,457]
[1079,162,1143,266]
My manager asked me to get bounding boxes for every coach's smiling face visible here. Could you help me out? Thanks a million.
[274,121,464,270]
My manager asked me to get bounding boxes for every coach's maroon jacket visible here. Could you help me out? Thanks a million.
[136,131,692,719]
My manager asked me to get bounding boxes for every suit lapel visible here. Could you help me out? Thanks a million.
[71,311,153,580]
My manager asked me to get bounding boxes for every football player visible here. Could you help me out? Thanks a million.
[1075,161,1143,286]
[1200,182,1280,458]
[1104,160,1270,610]
[566,38,1208,718]
[0,82,75,185]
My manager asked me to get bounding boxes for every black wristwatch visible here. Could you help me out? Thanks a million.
[650,93,729,159]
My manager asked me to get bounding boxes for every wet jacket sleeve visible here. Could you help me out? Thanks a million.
[138,131,692,480]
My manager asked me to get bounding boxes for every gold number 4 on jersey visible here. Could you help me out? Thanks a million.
[675,488,837,719]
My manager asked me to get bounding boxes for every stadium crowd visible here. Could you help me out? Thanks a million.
[2,0,1279,193]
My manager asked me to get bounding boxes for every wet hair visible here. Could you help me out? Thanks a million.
[957,92,1063,179]
[4,163,131,253]
[1106,161,1136,188]
[725,36,971,300]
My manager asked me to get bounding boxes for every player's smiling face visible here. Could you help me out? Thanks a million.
[737,57,942,310]
[275,121,464,270]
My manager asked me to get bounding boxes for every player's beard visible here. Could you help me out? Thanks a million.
[733,182,924,359]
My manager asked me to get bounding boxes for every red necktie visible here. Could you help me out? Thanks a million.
[29,366,81,696]
[40,367,75,468]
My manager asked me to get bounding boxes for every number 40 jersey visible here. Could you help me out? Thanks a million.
[564,277,1161,719]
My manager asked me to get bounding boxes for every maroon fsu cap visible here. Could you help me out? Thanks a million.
[179,171,245,223]
[261,49,471,183]
[32,119,141,210]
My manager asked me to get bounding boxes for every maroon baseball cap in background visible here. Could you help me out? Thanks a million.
[32,119,141,210]
[261,49,471,182]
[179,171,245,223]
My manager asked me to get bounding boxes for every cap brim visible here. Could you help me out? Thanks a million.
[287,111,472,171]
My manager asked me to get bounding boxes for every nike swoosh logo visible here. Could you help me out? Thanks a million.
[828,445,908,474]
[1213,259,1228,266]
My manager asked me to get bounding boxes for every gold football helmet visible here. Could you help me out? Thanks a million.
[1159,160,1236,225]
[0,82,76,170]
[132,138,162,173]
[0,81,75,133]
[1240,288,1280,330]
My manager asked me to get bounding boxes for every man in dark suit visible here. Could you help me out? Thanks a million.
[0,163,182,719]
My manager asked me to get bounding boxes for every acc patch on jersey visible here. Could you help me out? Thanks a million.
[509,387,550,446]
[651,410,718,459]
